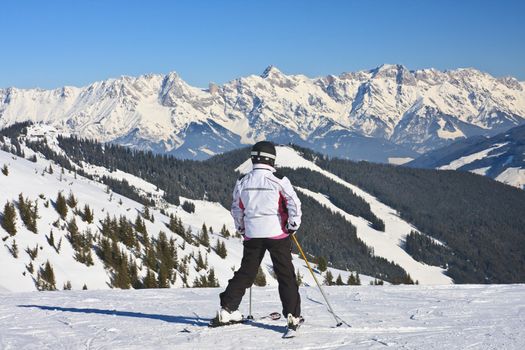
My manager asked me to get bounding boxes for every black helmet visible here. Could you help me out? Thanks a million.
[251,141,276,166]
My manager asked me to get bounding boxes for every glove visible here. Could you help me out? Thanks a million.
[287,221,298,235]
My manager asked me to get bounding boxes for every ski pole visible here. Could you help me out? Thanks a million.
[247,286,254,320]
[291,234,350,327]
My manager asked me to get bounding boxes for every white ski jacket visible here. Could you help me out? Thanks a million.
[231,163,302,239]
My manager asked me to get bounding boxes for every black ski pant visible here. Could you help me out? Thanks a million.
[220,236,301,317]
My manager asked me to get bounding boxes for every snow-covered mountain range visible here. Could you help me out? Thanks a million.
[408,124,525,189]
[1,65,524,162]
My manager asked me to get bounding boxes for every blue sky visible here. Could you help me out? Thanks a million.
[1,0,524,89]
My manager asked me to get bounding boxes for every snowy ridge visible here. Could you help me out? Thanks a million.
[237,147,452,285]
[1,65,525,161]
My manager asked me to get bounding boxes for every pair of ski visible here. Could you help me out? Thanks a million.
[208,312,304,338]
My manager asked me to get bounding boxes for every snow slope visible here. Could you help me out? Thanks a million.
[237,147,452,285]
[1,284,523,349]
[438,143,508,170]
[496,167,525,189]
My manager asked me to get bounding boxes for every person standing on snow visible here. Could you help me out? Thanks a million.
[216,141,303,330]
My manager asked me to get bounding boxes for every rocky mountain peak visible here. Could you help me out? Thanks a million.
[260,65,282,79]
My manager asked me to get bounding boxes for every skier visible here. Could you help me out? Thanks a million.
[215,141,304,332]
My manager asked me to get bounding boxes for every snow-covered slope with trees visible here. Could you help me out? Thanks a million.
[1,124,454,293]
[1,285,524,349]
[408,124,525,190]
[0,141,377,293]
[1,65,524,162]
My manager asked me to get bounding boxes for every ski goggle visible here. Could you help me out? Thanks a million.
[251,151,276,160]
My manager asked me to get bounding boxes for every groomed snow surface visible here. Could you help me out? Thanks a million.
[1,285,524,349]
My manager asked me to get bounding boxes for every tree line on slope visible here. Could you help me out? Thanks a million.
[292,145,525,283]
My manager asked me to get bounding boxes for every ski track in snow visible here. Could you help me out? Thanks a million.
[0,285,524,349]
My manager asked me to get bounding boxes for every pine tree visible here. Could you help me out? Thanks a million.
[135,214,147,235]
[67,217,80,250]
[117,215,135,248]
[143,206,151,221]
[324,270,334,286]
[199,223,210,247]
[157,264,170,288]
[37,260,57,291]
[55,192,68,219]
[17,194,38,233]
[215,238,227,259]
[63,281,72,290]
[193,275,207,288]
[207,268,219,287]
[28,200,38,233]
[372,278,384,286]
[355,273,361,285]
[347,272,356,285]
[335,274,344,285]
[47,231,55,248]
[317,256,328,272]
[403,274,415,285]
[66,192,77,208]
[168,213,178,232]
[254,266,267,286]
[1,201,17,236]
[9,239,18,258]
[220,224,230,238]
[296,268,303,286]
[196,251,206,270]
[56,237,62,253]
[143,268,158,288]
[128,257,142,289]
[82,204,93,223]
[25,244,39,260]
[82,284,88,290]
[156,231,175,282]
[145,245,157,271]
[182,200,195,213]
[113,253,131,289]
[1,164,8,176]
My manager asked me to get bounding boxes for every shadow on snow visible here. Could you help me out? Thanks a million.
[16,304,284,333]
